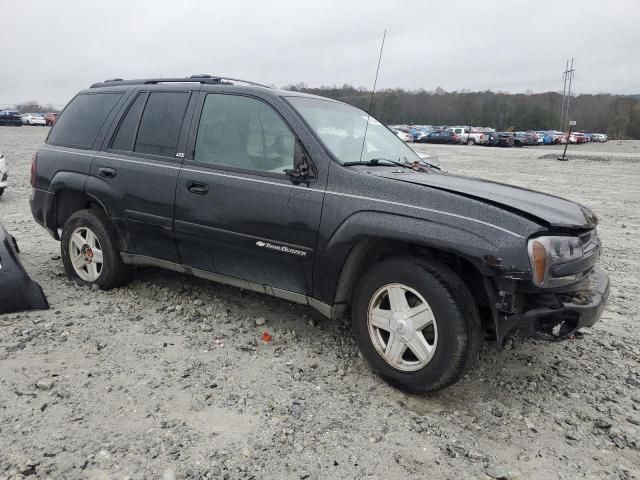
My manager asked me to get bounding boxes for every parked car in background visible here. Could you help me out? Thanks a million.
[394,129,413,142]
[592,133,608,142]
[488,132,515,147]
[513,131,537,146]
[420,130,459,144]
[455,128,489,145]
[21,113,47,126]
[0,152,7,196]
[0,110,23,126]
[449,127,465,140]
[549,130,567,145]
[415,129,435,142]
[574,133,587,144]
[44,112,59,126]
[542,132,556,145]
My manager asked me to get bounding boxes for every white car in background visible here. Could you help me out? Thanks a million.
[393,129,413,142]
[0,152,7,196]
[21,113,47,126]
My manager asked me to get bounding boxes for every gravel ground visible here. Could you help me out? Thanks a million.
[0,127,639,480]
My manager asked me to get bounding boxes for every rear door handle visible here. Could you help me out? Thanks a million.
[187,181,209,195]
[98,167,116,178]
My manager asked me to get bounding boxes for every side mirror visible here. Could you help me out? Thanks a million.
[285,155,315,185]
[285,143,316,185]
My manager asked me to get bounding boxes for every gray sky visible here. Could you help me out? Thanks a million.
[1,0,638,108]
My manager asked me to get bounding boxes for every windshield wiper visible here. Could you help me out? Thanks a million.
[417,159,441,171]
[343,158,414,169]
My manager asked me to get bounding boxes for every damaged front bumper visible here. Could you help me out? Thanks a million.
[492,266,610,345]
[0,224,49,314]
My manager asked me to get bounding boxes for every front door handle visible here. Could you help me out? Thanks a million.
[187,181,209,195]
[98,167,116,178]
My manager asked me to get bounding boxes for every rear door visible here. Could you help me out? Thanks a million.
[89,89,196,262]
[174,92,325,295]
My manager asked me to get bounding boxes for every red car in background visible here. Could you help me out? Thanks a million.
[44,113,59,126]
[573,132,587,144]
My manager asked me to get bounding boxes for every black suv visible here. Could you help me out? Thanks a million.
[30,75,609,392]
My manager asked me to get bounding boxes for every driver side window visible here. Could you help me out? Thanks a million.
[194,94,295,174]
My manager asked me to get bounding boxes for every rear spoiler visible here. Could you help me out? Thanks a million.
[0,224,49,314]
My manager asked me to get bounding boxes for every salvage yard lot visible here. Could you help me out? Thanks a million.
[1,127,639,479]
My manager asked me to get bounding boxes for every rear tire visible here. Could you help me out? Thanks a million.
[61,209,130,289]
[351,257,481,392]
[0,188,4,196]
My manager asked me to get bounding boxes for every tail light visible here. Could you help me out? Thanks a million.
[30,152,37,188]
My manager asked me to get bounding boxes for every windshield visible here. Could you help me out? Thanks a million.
[287,96,421,165]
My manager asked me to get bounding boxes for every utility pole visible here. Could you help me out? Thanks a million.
[560,59,569,129]
[558,120,576,161]
[565,58,575,129]
[560,58,575,131]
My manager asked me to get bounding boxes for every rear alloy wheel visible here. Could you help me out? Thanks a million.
[68,226,104,282]
[61,209,130,289]
[352,257,481,392]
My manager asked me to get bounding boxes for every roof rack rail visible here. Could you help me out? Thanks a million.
[90,75,272,89]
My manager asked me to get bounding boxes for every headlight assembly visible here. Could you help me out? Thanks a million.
[528,236,584,287]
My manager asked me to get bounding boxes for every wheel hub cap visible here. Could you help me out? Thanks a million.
[367,283,438,372]
[81,244,94,263]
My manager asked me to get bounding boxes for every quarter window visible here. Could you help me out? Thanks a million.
[194,94,295,174]
[134,92,190,157]
[47,93,122,149]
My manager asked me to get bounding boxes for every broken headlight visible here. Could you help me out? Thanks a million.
[527,236,583,287]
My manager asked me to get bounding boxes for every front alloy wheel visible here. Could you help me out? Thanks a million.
[368,283,438,371]
[352,257,481,392]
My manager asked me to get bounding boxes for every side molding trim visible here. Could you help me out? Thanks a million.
[120,253,334,319]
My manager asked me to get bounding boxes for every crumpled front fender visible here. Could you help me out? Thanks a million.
[0,224,49,314]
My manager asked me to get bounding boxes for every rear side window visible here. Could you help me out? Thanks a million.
[47,93,122,149]
[134,92,190,157]
[109,93,147,152]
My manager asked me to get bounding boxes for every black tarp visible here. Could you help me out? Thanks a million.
[0,223,49,314]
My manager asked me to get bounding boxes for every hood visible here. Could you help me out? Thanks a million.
[374,170,597,229]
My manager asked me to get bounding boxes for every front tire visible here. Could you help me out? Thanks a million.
[61,209,130,289]
[352,257,481,392]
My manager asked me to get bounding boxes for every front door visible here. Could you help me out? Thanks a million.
[174,93,324,295]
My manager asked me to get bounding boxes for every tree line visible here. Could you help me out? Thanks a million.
[12,101,59,114]
[285,84,640,139]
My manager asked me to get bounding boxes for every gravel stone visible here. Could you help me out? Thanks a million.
[35,378,55,391]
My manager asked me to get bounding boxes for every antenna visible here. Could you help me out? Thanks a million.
[359,29,387,163]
